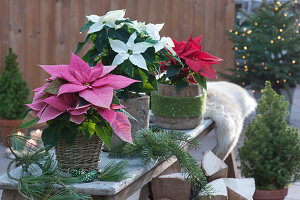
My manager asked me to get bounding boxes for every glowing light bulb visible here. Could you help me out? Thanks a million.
[243,27,247,32]
[234,47,238,51]
[244,65,248,69]
[236,62,240,65]
[283,24,286,27]
[292,60,296,64]
[289,72,292,76]
[242,55,246,59]
[237,67,240,70]
[284,13,287,17]
[270,40,274,44]
[278,36,281,40]
[242,82,245,86]
[276,80,280,84]
[261,89,264,93]
[261,62,265,65]
[247,30,252,34]
[264,66,268,70]
[229,29,232,33]
[283,79,287,83]
[235,31,238,35]
[296,30,299,34]
[254,22,258,26]
[244,46,248,50]
[275,7,278,11]
[242,33,245,37]
[252,90,255,93]
[244,68,248,72]
[280,29,283,32]
[281,38,285,41]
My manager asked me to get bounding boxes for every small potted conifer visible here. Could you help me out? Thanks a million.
[0,48,30,146]
[238,81,300,200]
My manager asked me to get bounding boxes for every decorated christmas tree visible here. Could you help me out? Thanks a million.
[238,81,300,190]
[226,0,300,93]
[0,48,30,119]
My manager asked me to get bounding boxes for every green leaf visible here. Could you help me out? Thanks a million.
[80,120,96,141]
[20,117,39,129]
[175,80,189,91]
[80,21,94,33]
[122,59,133,77]
[193,72,207,90]
[112,94,120,105]
[43,78,66,95]
[166,65,181,78]
[42,124,62,150]
[60,123,79,145]
[135,68,148,88]
[94,29,107,53]
[95,122,112,149]
[21,108,32,119]
[75,35,90,54]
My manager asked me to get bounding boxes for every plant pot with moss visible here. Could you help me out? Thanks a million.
[238,81,300,200]
[23,54,137,171]
[0,48,30,146]
[153,35,222,129]
[76,9,178,139]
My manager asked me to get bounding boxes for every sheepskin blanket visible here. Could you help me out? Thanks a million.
[204,81,257,161]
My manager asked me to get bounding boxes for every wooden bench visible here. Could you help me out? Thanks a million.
[0,119,237,200]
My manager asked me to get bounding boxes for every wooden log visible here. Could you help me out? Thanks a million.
[199,178,228,200]
[202,151,228,182]
[223,178,255,200]
[151,173,192,200]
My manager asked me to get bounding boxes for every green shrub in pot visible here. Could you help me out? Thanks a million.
[238,81,300,198]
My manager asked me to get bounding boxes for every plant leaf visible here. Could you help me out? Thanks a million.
[75,35,90,54]
[43,78,66,95]
[95,122,112,149]
[94,29,107,53]
[42,123,62,150]
[80,120,96,141]
[193,72,207,90]
[122,59,133,77]
[166,65,182,78]
[20,117,39,129]
[80,21,94,33]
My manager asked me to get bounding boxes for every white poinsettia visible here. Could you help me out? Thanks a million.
[109,32,150,70]
[146,23,164,40]
[129,20,147,33]
[87,9,126,34]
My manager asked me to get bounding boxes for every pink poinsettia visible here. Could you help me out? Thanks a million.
[172,35,222,79]
[98,104,132,143]
[27,93,88,124]
[41,53,138,108]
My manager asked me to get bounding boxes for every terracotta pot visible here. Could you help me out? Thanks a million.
[152,83,206,130]
[253,188,288,200]
[0,119,22,147]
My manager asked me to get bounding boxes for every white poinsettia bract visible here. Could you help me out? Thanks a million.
[87,9,126,34]
[109,32,149,70]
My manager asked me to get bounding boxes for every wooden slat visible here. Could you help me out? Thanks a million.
[0,0,235,91]
[0,0,9,74]
[25,0,41,92]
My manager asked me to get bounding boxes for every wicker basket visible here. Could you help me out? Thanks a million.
[55,134,103,172]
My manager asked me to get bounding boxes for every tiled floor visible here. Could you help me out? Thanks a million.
[0,86,300,199]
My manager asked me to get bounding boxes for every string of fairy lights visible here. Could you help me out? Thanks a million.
[229,0,300,93]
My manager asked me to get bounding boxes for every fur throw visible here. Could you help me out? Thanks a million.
[204,81,257,161]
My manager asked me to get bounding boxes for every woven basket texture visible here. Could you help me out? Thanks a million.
[55,134,103,172]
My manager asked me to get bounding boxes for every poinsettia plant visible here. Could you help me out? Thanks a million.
[76,9,179,99]
[23,54,138,150]
[159,35,222,90]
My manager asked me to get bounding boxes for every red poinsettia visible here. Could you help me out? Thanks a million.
[172,35,222,79]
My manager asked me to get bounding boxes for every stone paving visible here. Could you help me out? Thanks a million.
[0,86,299,199]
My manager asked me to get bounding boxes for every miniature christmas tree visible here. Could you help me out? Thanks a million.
[238,81,300,190]
[226,0,300,93]
[0,48,30,119]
